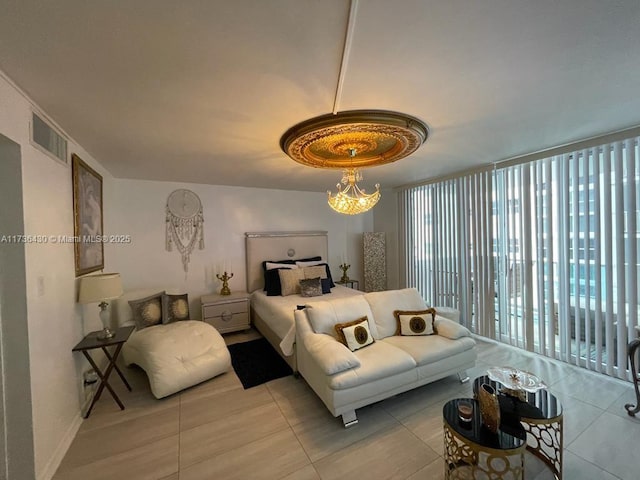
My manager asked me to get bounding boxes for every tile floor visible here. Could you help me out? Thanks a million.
[53,331,640,480]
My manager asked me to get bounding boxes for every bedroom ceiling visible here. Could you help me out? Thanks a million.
[1,0,639,192]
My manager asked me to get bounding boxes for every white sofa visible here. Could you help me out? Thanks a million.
[294,288,476,426]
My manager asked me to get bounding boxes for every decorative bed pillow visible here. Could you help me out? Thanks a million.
[279,268,305,296]
[334,316,375,351]
[265,265,298,296]
[295,259,324,267]
[302,265,327,280]
[300,277,323,297]
[321,277,332,294]
[394,308,437,336]
[129,292,164,330]
[265,261,298,270]
[161,293,190,324]
[262,260,297,292]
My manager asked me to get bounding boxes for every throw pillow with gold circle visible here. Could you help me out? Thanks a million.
[334,316,375,351]
[393,308,437,336]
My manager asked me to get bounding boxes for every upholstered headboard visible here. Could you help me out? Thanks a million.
[245,231,328,293]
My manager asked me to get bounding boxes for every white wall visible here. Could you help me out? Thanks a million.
[0,71,116,480]
[111,179,372,313]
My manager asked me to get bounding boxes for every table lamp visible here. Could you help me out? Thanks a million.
[78,273,124,340]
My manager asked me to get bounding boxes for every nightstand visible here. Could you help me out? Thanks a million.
[336,279,359,290]
[201,291,250,334]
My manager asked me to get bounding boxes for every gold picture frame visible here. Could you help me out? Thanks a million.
[72,154,104,276]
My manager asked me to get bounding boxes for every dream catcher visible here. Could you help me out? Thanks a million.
[165,189,204,272]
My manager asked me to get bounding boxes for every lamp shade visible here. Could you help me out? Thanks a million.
[78,273,123,304]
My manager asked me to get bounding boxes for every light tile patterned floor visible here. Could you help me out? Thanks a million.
[53,332,640,480]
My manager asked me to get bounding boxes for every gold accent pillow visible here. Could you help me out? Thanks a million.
[334,316,375,351]
[129,292,165,330]
[278,268,305,296]
[302,265,328,279]
[161,293,190,323]
[394,308,437,336]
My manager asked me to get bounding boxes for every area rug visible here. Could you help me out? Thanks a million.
[227,337,293,389]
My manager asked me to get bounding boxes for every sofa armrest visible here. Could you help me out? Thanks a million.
[435,316,471,340]
[303,333,361,375]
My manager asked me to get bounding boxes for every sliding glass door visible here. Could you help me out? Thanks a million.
[400,136,640,380]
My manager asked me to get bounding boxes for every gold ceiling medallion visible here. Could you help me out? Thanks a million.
[280,110,429,169]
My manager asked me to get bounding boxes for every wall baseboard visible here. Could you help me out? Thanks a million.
[36,412,82,480]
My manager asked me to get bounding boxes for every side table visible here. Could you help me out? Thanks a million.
[474,375,563,479]
[72,325,135,418]
[443,398,526,479]
[336,279,359,290]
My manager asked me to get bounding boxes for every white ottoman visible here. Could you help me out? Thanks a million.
[122,320,231,398]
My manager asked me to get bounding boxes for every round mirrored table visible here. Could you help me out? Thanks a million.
[443,398,526,479]
[473,374,563,479]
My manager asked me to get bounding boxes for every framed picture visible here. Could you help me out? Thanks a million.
[72,154,104,276]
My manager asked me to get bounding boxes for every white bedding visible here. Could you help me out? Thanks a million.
[251,285,363,355]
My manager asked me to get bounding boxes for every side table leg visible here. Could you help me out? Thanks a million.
[82,345,126,418]
[101,346,132,391]
[625,339,640,416]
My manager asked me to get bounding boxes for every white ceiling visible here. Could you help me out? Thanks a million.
[1,0,639,192]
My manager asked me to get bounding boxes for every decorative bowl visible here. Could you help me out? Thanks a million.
[487,366,547,393]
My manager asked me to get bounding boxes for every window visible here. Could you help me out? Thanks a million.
[401,137,640,381]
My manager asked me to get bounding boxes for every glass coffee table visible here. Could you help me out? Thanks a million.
[473,374,563,480]
[443,398,526,479]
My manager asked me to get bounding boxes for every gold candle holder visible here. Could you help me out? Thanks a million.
[216,271,233,295]
[339,263,350,283]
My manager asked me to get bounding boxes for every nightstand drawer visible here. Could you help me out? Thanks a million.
[202,300,248,319]
[200,293,251,334]
[204,311,249,333]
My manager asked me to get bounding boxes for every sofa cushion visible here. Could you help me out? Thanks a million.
[305,295,379,340]
[364,288,427,339]
[382,334,476,366]
[303,333,361,375]
[335,317,375,351]
[328,341,416,390]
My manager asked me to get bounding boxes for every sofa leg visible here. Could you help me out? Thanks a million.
[457,370,470,383]
[341,410,358,428]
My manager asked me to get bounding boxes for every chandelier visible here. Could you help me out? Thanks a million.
[327,149,380,215]
[280,110,429,214]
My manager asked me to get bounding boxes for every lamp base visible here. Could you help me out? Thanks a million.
[98,301,114,340]
[97,328,115,341]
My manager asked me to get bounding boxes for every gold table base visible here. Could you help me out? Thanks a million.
[443,422,525,480]
[521,415,563,480]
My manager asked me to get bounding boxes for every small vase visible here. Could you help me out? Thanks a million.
[478,383,500,433]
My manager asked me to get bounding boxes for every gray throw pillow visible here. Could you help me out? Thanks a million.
[300,277,323,297]
[129,292,164,330]
[161,293,190,324]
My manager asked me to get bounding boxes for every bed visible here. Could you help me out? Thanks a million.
[245,231,363,371]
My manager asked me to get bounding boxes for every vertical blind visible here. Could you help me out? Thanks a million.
[400,137,640,380]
